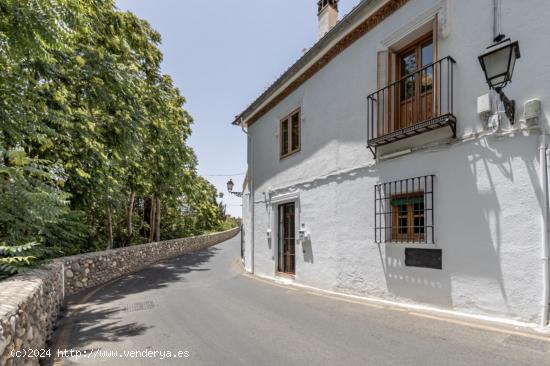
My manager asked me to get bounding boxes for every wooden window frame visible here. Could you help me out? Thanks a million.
[384,23,438,135]
[393,32,435,132]
[390,192,425,243]
[374,175,435,244]
[280,108,301,159]
[277,202,296,276]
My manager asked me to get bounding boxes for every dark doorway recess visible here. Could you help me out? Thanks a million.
[278,202,296,275]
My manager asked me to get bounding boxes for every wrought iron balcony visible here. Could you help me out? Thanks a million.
[367,56,457,157]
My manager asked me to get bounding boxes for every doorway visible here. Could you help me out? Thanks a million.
[277,202,296,275]
[395,33,435,130]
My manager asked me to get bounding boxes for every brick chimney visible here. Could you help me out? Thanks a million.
[318,0,339,39]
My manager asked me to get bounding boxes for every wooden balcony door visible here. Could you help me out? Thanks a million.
[396,34,434,131]
[277,202,295,275]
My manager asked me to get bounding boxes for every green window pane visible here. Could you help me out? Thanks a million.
[391,196,424,206]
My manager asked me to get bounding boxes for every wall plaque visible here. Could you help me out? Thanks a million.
[405,248,442,269]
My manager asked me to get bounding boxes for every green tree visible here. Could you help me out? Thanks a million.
[0,0,226,278]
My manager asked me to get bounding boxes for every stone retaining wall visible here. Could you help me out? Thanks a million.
[62,227,240,295]
[0,263,64,366]
[0,227,239,366]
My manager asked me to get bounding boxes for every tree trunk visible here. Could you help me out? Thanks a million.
[154,197,161,242]
[126,191,136,246]
[139,197,147,240]
[107,205,113,249]
[149,196,156,242]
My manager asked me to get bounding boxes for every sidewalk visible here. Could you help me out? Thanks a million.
[242,268,550,345]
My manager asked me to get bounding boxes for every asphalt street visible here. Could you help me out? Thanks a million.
[49,234,550,365]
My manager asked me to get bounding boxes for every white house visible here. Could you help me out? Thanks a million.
[234,0,550,325]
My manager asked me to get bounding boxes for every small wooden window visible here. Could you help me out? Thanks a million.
[391,193,425,242]
[374,175,434,244]
[280,109,301,158]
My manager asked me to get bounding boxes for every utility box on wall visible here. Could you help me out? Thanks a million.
[477,93,492,117]
[523,98,541,121]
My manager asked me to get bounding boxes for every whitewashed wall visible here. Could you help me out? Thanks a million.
[242,182,252,272]
[243,0,550,323]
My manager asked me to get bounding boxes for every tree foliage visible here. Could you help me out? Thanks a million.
[0,242,42,279]
[0,0,228,276]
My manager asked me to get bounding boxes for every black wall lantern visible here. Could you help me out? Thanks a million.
[478,38,521,123]
[226,179,234,192]
[226,179,243,197]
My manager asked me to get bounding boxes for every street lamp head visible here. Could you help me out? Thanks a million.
[478,38,521,123]
[478,39,520,90]
[226,179,234,193]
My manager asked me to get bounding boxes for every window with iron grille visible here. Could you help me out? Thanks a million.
[374,175,434,244]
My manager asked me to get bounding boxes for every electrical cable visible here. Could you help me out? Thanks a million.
[202,172,245,177]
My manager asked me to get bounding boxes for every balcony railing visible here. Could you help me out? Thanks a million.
[367,56,456,157]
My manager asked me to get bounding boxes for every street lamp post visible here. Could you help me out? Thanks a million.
[478,38,521,123]
[226,179,243,197]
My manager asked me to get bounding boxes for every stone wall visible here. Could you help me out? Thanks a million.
[62,227,240,295]
[0,263,64,366]
[0,227,239,366]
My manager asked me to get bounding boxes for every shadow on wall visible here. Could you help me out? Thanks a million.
[265,167,378,269]
[255,103,542,318]
[52,246,220,351]
[379,244,452,307]
[377,131,540,316]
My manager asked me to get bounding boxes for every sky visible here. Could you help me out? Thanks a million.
[116,0,361,217]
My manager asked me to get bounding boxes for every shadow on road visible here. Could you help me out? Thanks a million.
[64,307,151,345]
[81,246,220,306]
[53,246,221,353]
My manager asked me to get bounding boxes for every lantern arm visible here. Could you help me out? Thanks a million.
[495,87,516,124]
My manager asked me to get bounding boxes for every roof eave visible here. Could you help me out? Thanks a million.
[231,0,402,127]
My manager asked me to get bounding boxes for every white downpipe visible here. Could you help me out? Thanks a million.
[493,0,502,41]
[540,132,550,326]
[241,122,254,274]
[250,134,255,274]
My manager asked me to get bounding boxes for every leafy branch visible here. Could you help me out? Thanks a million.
[0,242,41,279]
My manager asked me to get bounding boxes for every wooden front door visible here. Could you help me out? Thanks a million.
[277,202,295,275]
[396,34,434,130]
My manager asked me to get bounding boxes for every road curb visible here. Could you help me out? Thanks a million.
[241,270,550,341]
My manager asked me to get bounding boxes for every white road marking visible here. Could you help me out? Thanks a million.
[408,312,550,344]
[306,291,385,309]
[242,272,298,291]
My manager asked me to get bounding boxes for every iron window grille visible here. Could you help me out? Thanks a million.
[374,175,435,244]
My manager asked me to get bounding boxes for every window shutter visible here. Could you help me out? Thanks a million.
[377,50,388,90]
[388,49,397,83]
[376,50,390,134]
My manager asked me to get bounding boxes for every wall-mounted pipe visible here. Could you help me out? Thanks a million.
[542,131,550,326]
[493,0,504,42]
[241,120,254,274]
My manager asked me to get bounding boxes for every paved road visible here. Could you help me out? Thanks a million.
[50,234,550,365]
